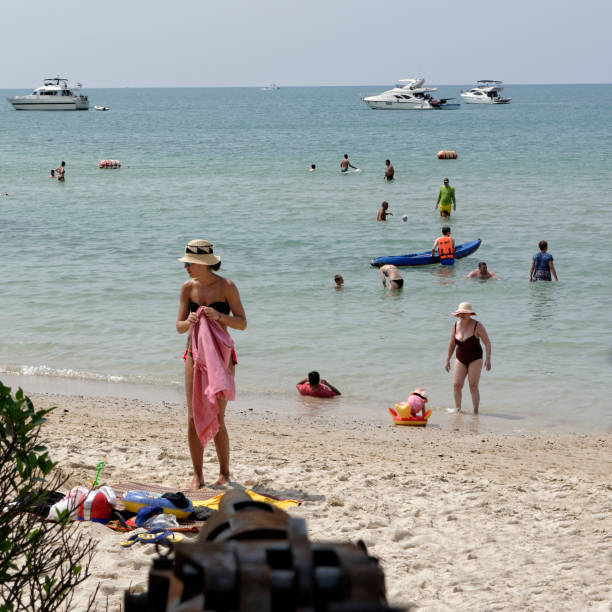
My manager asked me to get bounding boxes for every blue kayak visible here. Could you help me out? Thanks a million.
[371,239,481,267]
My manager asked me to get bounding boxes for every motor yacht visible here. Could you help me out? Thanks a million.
[362,78,459,110]
[460,80,510,104]
[261,83,280,91]
[7,77,89,110]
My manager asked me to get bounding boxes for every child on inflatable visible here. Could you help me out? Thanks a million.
[296,371,341,398]
[396,388,428,419]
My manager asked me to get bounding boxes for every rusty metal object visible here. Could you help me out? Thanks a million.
[125,490,399,611]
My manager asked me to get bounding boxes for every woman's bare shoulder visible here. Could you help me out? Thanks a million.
[180,279,195,296]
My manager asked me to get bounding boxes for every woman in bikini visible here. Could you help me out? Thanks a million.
[176,239,246,488]
[444,302,491,414]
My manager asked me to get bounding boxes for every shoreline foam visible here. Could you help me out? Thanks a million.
[3,372,610,434]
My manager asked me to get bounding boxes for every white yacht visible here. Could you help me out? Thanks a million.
[261,83,280,91]
[460,80,510,104]
[362,78,460,110]
[7,77,89,110]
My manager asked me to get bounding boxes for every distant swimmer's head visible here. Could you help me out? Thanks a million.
[538,240,548,251]
[344,154,349,159]
[443,177,449,184]
[179,239,222,270]
[442,226,451,235]
[478,262,488,272]
[386,159,391,165]
[401,215,408,222]
[308,371,320,386]
[334,274,344,287]
[381,201,389,210]
[310,164,316,171]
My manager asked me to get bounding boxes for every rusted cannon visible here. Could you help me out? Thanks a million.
[125,489,399,611]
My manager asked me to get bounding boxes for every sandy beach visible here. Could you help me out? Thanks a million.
[21,390,612,611]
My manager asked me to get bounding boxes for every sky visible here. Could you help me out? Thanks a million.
[2,0,610,88]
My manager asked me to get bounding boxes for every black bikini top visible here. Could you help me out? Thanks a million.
[189,301,231,315]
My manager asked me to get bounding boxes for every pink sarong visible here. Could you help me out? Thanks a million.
[191,307,235,447]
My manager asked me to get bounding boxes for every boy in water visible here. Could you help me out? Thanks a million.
[333,274,344,288]
[56,161,66,182]
[340,154,357,172]
[296,371,341,397]
[377,201,393,221]
[529,240,558,281]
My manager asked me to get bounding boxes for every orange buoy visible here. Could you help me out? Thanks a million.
[98,159,121,169]
[437,150,457,160]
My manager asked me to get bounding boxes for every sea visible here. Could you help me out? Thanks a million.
[1,84,611,432]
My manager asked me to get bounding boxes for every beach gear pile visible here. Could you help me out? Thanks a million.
[30,481,300,549]
[48,485,117,522]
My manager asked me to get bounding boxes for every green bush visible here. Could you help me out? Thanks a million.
[0,382,98,611]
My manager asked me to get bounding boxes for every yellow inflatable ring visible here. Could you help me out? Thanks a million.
[388,406,432,427]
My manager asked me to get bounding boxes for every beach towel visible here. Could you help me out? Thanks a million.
[191,308,235,447]
[192,489,300,511]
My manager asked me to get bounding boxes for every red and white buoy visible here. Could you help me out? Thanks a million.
[98,159,121,168]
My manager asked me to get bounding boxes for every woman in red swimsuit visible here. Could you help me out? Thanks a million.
[176,239,247,489]
[444,302,491,414]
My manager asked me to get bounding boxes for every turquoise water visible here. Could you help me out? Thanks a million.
[1,85,611,430]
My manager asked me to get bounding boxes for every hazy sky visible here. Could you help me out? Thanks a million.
[2,0,610,87]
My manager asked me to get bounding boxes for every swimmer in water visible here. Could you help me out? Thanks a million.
[384,159,394,181]
[467,262,499,280]
[340,154,357,173]
[48,169,56,178]
[377,201,393,221]
[296,371,341,397]
[333,274,344,288]
[309,164,316,172]
[377,264,403,289]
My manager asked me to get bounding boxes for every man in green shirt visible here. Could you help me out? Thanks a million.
[435,178,456,218]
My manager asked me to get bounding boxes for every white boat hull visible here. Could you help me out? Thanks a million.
[364,99,459,110]
[460,95,510,104]
[364,99,436,110]
[8,96,89,111]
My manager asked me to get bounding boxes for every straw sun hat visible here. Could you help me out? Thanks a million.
[453,302,477,316]
[178,239,221,266]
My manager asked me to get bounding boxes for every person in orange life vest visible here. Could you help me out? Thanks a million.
[296,371,341,398]
[432,226,456,266]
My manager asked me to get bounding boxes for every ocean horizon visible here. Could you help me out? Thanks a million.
[1,84,611,432]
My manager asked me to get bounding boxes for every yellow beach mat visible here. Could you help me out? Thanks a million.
[193,489,300,511]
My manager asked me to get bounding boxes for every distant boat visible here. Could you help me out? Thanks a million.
[7,76,89,111]
[460,80,511,104]
[363,78,459,110]
[94,105,109,111]
[261,84,280,91]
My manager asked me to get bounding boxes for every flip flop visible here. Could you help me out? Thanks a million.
[137,530,184,545]
[120,533,141,548]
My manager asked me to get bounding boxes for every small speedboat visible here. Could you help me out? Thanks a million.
[94,105,109,111]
